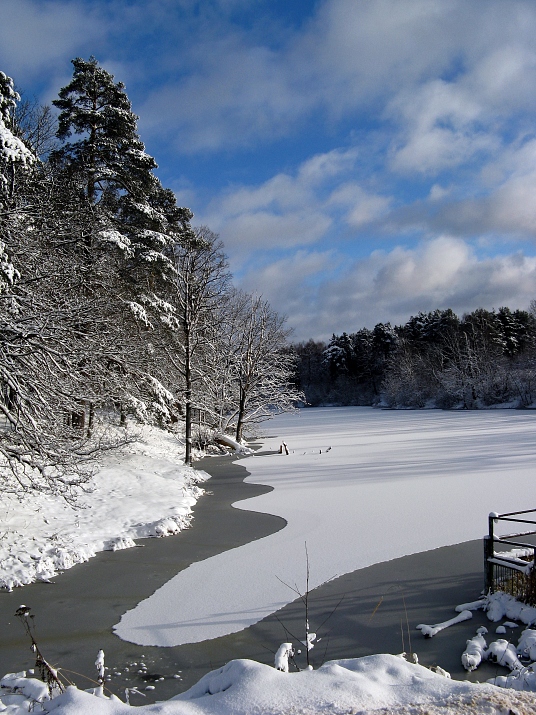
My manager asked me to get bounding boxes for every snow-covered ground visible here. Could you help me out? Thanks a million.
[114,407,536,646]
[0,425,208,591]
[3,653,536,714]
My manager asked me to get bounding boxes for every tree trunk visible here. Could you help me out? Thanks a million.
[184,328,192,466]
[71,407,85,431]
[235,386,247,443]
[86,401,95,437]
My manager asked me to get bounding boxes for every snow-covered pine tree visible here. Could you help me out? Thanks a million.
[53,56,157,204]
[52,57,194,426]
[52,56,192,277]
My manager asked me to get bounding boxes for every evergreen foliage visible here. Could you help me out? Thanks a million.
[53,57,157,203]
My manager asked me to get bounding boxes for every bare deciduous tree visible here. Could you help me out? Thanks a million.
[166,227,230,464]
[227,294,303,442]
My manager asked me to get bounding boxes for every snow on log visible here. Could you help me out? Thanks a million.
[416,610,472,638]
[215,434,254,455]
[455,599,486,613]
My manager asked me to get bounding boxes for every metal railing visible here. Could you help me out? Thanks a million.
[484,509,536,605]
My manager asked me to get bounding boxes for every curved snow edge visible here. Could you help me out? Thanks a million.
[0,425,209,591]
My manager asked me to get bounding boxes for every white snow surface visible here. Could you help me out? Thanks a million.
[3,654,536,715]
[0,425,208,591]
[114,407,536,646]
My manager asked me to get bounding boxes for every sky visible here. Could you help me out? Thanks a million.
[2,0,536,342]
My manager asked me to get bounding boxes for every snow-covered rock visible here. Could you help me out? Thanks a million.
[518,629,536,661]
[484,592,536,626]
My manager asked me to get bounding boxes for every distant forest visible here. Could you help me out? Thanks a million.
[293,305,536,409]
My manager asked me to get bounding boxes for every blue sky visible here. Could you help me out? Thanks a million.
[3,0,536,341]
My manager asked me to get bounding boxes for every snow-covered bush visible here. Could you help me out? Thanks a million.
[274,643,294,672]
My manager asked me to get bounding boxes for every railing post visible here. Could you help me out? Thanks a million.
[484,512,497,595]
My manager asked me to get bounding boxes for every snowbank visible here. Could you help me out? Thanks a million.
[0,425,208,591]
[2,654,536,714]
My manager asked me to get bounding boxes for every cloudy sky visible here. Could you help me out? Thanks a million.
[3,0,536,341]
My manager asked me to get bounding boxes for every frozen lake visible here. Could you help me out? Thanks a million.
[115,407,536,647]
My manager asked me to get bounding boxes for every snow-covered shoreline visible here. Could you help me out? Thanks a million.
[0,425,209,592]
[5,588,536,713]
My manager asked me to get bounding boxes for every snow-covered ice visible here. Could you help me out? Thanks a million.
[114,407,536,646]
[0,425,208,591]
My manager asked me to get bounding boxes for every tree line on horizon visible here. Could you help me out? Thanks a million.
[293,305,536,409]
[0,58,302,497]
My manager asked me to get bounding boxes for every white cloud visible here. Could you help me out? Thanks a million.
[138,0,468,150]
[236,248,366,344]
[238,249,340,323]
[429,184,452,201]
[291,0,464,116]
[488,174,536,235]
[401,160,536,240]
[388,78,498,174]
[328,183,391,228]
[471,44,536,110]
[247,237,536,342]
[369,237,470,298]
[138,0,536,157]
[0,0,105,81]
[297,148,360,184]
[199,147,385,258]
[3,0,536,345]
[215,210,332,256]
[140,34,308,151]
[376,127,536,240]
[6,0,536,172]
[216,174,309,216]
